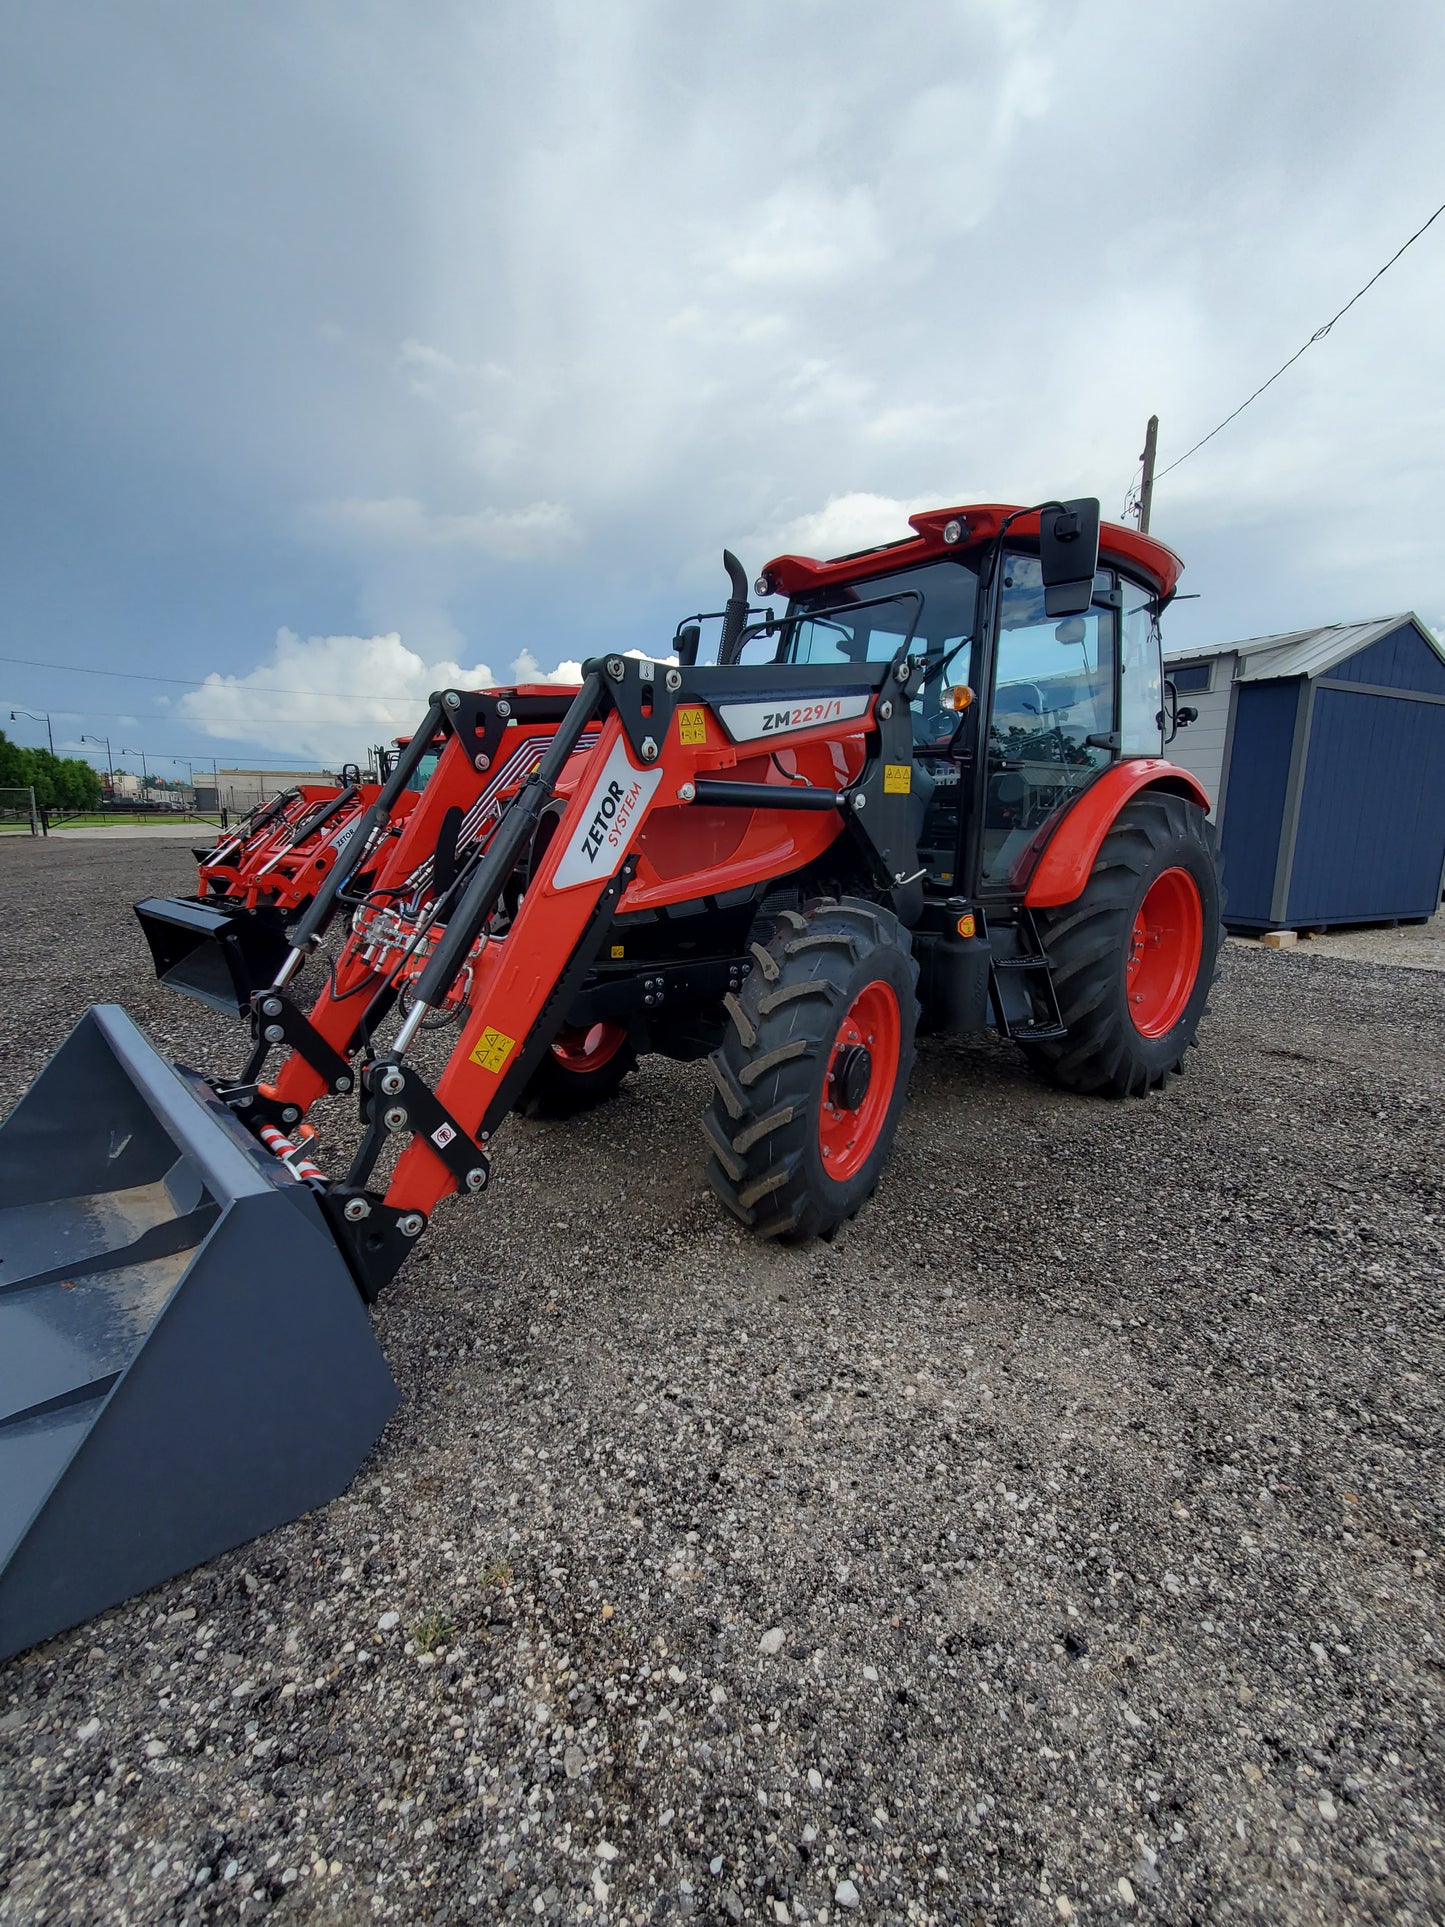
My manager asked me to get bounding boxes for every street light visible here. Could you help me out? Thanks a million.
[122,747,150,791]
[80,735,114,798]
[9,708,54,753]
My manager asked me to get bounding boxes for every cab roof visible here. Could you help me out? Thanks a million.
[761,502,1184,604]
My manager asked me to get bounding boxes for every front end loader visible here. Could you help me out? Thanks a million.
[134,742,438,1013]
[0,500,1221,1659]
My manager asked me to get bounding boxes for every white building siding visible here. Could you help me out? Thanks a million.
[1163,653,1235,813]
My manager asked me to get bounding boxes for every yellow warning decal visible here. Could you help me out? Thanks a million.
[884,763,912,794]
[469,1027,516,1073]
[610,943,625,959]
[677,706,708,746]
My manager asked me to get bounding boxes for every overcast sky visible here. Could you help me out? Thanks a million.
[2,1,1443,774]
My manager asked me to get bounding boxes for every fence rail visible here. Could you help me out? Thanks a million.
[0,788,39,835]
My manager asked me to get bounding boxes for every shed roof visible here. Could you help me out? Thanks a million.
[1164,612,1444,682]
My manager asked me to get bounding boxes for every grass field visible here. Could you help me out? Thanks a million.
[44,811,222,830]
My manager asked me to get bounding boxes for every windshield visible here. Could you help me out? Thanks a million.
[779,559,978,675]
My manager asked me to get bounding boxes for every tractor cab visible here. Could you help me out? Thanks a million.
[750,502,1174,910]
[378,734,444,787]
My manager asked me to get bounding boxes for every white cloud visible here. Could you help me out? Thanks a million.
[755,492,953,564]
[177,628,581,765]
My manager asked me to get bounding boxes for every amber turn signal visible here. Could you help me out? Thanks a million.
[950,684,975,711]
[956,913,977,939]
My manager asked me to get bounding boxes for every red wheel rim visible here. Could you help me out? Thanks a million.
[549,1021,628,1073]
[818,981,901,1180]
[1126,867,1204,1038]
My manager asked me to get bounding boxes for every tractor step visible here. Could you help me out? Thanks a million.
[988,942,1066,1045]
[0,1005,398,1660]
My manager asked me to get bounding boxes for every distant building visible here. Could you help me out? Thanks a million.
[197,766,340,817]
[1164,613,1445,931]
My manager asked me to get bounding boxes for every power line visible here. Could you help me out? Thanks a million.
[1157,196,1445,483]
[8,704,420,726]
[0,650,462,704]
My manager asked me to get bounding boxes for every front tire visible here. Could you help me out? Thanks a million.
[1023,792,1222,1096]
[517,1021,639,1119]
[704,897,919,1240]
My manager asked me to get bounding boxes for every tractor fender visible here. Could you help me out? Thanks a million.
[1022,760,1211,909]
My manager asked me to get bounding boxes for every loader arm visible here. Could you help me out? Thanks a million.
[221,651,925,1296]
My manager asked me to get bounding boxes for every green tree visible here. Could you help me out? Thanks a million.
[0,733,100,811]
[0,731,27,791]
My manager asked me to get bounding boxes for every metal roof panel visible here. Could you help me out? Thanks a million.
[1166,613,1444,681]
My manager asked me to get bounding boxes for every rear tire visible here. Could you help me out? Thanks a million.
[517,1021,639,1119]
[1023,792,1222,1097]
[704,897,919,1240]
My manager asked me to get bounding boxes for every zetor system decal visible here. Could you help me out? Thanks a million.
[551,737,664,891]
[716,692,872,743]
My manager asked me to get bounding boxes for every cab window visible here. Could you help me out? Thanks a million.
[1119,577,1163,756]
[981,554,1116,889]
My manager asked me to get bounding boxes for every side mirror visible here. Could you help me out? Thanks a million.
[1039,497,1101,618]
[1158,679,1199,744]
[674,622,701,667]
[1053,617,1087,646]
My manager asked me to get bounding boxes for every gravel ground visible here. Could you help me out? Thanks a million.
[0,839,1440,1927]
[1231,906,1445,974]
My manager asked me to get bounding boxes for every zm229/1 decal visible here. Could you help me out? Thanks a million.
[717,693,872,744]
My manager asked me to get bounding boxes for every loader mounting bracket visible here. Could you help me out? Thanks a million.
[434,691,515,775]
[843,660,926,926]
[593,654,680,766]
[243,991,356,1095]
[435,687,582,774]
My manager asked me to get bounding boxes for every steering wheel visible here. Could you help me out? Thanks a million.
[919,708,959,742]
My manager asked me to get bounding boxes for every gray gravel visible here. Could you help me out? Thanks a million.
[0,838,1441,1925]
[1232,905,1445,973]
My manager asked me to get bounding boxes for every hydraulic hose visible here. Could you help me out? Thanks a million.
[285,700,446,957]
[407,672,604,1013]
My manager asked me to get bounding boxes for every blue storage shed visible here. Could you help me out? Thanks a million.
[1163,613,1445,932]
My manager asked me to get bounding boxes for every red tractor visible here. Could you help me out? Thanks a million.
[0,498,1220,1656]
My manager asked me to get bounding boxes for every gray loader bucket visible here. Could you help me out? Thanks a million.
[0,1006,398,1661]
[134,897,292,1015]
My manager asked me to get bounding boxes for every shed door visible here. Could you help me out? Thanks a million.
[1289,687,1445,925]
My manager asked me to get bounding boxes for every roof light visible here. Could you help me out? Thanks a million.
[941,518,966,545]
[754,572,774,596]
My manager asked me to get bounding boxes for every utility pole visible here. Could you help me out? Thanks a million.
[1138,415,1159,534]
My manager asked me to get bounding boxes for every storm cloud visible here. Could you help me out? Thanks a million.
[2,1,1442,769]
